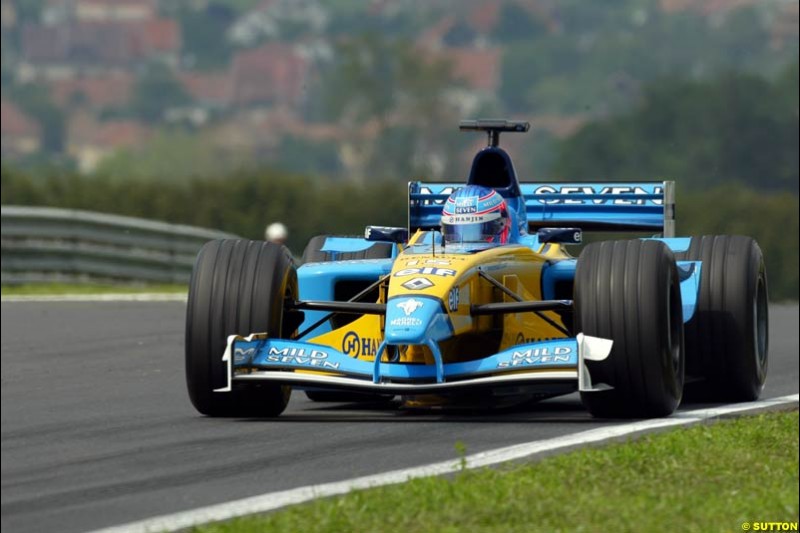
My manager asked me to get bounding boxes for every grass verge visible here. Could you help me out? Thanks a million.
[197,410,799,533]
[1,283,187,295]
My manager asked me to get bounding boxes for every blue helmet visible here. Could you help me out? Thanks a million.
[441,186,510,245]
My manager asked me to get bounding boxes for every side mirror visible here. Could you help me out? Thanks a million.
[537,227,582,245]
[365,226,408,243]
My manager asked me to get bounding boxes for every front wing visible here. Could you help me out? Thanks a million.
[216,334,613,396]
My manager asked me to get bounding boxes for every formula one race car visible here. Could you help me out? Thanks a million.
[185,119,768,418]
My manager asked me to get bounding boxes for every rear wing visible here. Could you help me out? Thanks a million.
[408,181,675,237]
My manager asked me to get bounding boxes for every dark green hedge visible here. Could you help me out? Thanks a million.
[2,167,796,300]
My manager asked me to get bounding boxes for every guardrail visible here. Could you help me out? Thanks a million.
[1,205,238,284]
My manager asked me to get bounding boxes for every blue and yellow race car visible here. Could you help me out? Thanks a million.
[185,119,768,418]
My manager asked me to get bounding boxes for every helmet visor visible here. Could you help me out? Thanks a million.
[441,216,505,244]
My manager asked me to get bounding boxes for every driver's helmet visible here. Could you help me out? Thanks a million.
[441,185,510,244]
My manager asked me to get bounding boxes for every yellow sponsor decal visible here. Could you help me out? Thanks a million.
[309,314,383,361]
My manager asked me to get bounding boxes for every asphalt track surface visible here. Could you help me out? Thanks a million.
[1,301,798,533]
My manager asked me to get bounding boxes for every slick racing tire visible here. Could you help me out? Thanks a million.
[575,240,685,418]
[301,234,394,404]
[677,236,768,401]
[302,235,394,263]
[186,239,301,417]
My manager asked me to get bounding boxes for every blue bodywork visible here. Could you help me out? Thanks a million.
[384,296,453,344]
[540,255,701,322]
[319,237,395,256]
[234,336,578,385]
[298,255,393,338]
[409,181,671,232]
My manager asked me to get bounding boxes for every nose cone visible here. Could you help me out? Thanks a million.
[385,296,453,344]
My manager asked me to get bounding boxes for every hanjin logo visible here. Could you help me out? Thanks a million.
[401,277,434,290]
[341,331,360,357]
[397,299,423,316]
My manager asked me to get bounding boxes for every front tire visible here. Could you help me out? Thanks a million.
[677,235,768,401]
[185,239,298,417]
[575,240,684,418]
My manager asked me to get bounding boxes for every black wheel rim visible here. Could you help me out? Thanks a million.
[754,275,768,369]
[667,276,682,377]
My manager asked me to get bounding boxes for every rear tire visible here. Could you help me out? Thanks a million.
[575,240,684,418]
[185,239,298,417]
[302,235,394,263]
[677,236,768,401]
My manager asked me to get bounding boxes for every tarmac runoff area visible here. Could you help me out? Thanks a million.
[0,301,797,533]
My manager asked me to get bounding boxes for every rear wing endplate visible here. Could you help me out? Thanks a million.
[408,181,675,237]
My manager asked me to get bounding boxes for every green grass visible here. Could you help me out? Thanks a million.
[1,283,187,296]
[196,411,799,533]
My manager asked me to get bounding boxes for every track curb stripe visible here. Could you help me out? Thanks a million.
[88,393,799,533]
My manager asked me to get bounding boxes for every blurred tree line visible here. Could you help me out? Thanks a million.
[2,165,795,300]
[553,64,798,193]
[0,166,408,255]
[306,33,466,181]
[549,64,798,299]
[678,185,797,302]
[500,3,795,116]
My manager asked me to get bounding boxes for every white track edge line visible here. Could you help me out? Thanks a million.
[1,293,187,303]
[88,393,799,533]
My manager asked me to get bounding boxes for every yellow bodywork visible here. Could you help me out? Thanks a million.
[309,230,571,366]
